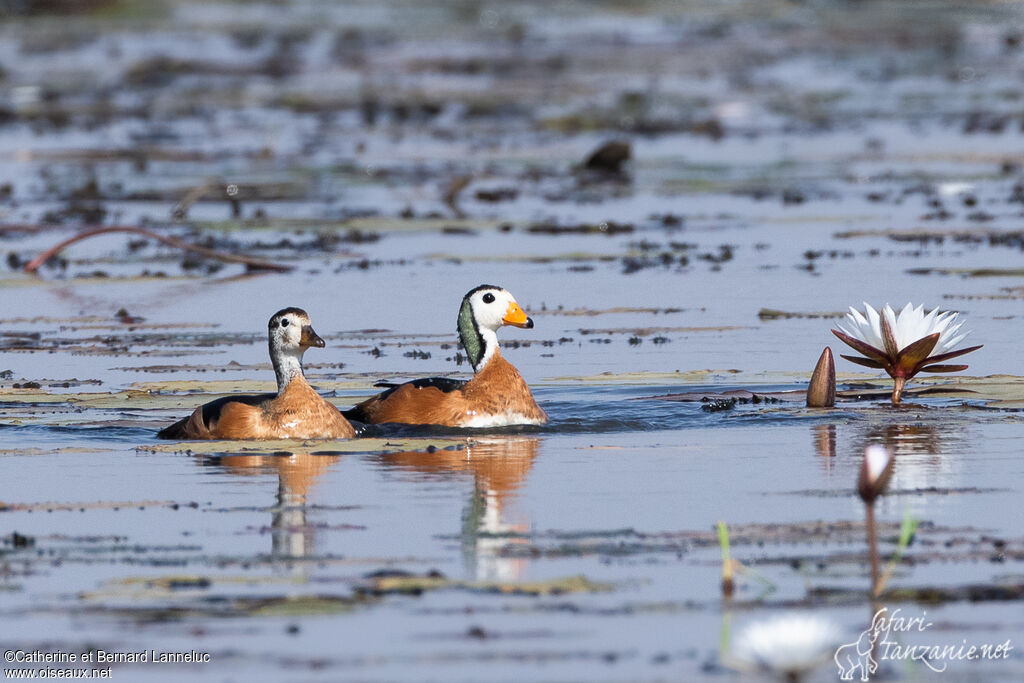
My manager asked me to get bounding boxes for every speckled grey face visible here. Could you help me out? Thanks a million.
[269,308,321,351]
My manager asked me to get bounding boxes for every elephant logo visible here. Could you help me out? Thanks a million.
[834,613,885,681]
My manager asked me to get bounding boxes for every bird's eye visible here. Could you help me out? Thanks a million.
[482,293,495,304]
[281,319,290,327]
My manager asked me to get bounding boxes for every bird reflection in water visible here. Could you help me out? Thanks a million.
[206,452,340,569]
[376,437,539,582]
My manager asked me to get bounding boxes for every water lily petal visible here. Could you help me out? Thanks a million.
[848,306,869,328]
[921,344,983,365]
[940,330,970,353]
[937,319,967,351]
[895,302,916,350]
[831,329,890,363]
[910,303,929,346]
[839,354,887,369]
[836,320,859,341]
[919,364,970,373]
[922,306,940,335]
[934,312,965,350]
[931,311,955,337]
[880,309,899,358]
[895,332,939,370]
[863,303,884,349]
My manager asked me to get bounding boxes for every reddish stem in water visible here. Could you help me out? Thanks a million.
[891,376,906,405]
[22,226,292,274]
[867,502,881,596]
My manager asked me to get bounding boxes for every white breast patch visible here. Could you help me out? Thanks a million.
[459,411,546,428]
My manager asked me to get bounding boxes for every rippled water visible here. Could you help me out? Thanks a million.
[4,377,1023,680]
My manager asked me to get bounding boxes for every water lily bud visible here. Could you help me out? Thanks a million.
[858,444,894,504]
[807,346,835,407]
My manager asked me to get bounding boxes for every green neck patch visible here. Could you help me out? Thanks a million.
[457,298,486,370]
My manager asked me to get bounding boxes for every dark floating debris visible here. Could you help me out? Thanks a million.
[640,389,792,404]
[475,187,518,203]
[527,221,633,236]
[758,308,844,320]
[8,531,35,548]
[582,140,631,174]
[115,308,145,324]
[812,583,1024,604]
[700,394,781,412]
[781,188,804,205]
[701,398,737,412]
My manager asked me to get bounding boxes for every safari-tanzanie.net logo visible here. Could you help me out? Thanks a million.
[834,607,1013,680]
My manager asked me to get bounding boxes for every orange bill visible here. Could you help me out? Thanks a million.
[300,325,326,348]
[502,301,534,329]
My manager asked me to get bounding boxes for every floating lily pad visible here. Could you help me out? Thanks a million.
[632,375,1024,410]
[545,369,742,383]
[362,572,612,597]
[757,308,845,320]
[73,594,372,620]
[139,437,468,457]
[534,306,686,317]
[908,267,1024,278]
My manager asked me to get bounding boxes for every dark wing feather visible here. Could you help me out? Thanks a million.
[404,377,467,393]
[156,393,276,439]
[342,377,467,422]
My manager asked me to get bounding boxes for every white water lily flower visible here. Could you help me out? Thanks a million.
[832,302,981,404]
[837,302,969,356]
[730,613,843,679]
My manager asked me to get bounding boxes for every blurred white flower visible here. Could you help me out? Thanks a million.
[936,182,974,197]
[858,444,894,504]
[863,445,890,481]
[730,613,843,680]
[12,85,43,110]
[832,302,981,404]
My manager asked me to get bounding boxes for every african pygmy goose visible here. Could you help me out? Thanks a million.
[343,285,547,427]
[158,308,355,440]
